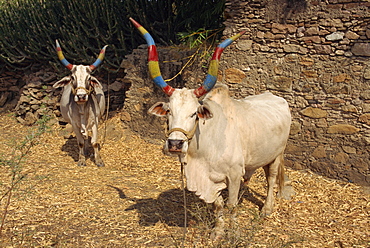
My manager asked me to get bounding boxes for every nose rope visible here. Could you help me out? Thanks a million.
[71,86,92,96]
[166,119,199,141]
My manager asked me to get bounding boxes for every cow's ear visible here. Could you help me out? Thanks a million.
[53,76,71,88]
[197,105,213,119]
[90,76,103,89]
[148,102,169,116]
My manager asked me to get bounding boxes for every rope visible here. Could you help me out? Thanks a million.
[179,157,187,248]
[71,86,92,96]
[166,119,199,141]
[100,71,111,148]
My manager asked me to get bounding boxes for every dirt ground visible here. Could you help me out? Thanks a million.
[0,112,369,248]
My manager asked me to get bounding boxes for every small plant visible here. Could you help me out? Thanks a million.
[0,113,52,237]
[177,28,221,49]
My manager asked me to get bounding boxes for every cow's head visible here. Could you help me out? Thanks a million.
[53,40,107,104]
[130,18,244,155]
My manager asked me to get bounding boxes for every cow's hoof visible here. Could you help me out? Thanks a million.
[96,162,105,167]
[261,207,273,217]
[78,161,87,166]
[96,160,105,167]
[210,228,224,242]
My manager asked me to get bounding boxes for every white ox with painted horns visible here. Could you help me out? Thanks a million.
[53,40,107,167]
[130,18,294,240]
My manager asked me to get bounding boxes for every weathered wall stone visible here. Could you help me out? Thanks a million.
[220,0,370,186]
[301,107,328,118]
[351,43,370,56]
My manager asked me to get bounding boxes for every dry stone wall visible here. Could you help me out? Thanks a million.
[0,65,128,126]
[218,0,370,185]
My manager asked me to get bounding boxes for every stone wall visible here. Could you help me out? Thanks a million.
[218,0,370,185]
[0,65,129,125]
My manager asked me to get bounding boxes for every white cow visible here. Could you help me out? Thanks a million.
[130,18,292,240]
[53,40,107,167]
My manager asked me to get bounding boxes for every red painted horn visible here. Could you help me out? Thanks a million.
[129,17,175,96]
[193,31,246,98]
[56,40,73,70]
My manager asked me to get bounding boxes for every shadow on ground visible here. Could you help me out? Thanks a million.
[61,137,99,165]
[120,185,269,227]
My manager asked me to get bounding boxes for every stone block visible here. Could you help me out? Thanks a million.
[237,40,253,51]
[342,146,356,154]
[341,105,358,113]
[351,43,370,56]
[225,68,246,84]
[299,57,315,66]
[305,26,320,36]
[333,73,348,83]
[301,70,318,78]
[290,121,301,135]
[327,124,360,134]
[312,146,327,158]
[300,107,328,118]
[364,66,370,79]
[282,44,308,54]
[345,31,360,40]
[359,113,370,125]
[267,76,293,92]
[314,44,333,54]
[326,31,345,41]
[334,152,349,164]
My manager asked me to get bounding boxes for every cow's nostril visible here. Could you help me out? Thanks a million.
[77,94,87,100]
[168,139,184,150]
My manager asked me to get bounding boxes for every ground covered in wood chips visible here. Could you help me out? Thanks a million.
[0,113,369,248]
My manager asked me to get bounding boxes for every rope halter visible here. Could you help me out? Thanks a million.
[165,119,199,141]
[71,86,93,96]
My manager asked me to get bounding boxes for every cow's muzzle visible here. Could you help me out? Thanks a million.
[164,119,198,154]
[167,139,185,153]
[74,94,88,104]
[72,86,91,104]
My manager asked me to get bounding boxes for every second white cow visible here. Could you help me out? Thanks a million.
[53,40,107,167]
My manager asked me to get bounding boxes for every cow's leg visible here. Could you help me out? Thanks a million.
[210,195,225,241]
[91,123,104,167]
[261,155,281,216]
[227,171,242,239]
[227,170,242,207]
[75,131,87,167]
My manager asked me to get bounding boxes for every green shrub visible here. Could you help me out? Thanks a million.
[0,0,225,70]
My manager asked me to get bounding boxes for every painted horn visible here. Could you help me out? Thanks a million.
[89,45,108,71]
[56,40,73,70]
[129,17,175,96]
[193,31,246,98]
[56,40,108,71]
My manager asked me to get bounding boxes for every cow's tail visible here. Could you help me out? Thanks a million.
[277,152,295,200]
[277,154,286,196]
